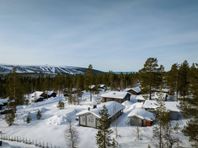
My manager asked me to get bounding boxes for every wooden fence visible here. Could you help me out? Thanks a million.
[0,134,61,148]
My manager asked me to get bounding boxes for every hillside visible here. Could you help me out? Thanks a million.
[0,64,103,75]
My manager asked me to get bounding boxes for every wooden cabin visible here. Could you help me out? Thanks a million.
[76,101,125,128]
[128,108,155,126]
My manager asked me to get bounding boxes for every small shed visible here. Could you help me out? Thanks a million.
[165,101,182,120]
[128,108,155,126]
[101,91,131,103]
[76,101,125,128]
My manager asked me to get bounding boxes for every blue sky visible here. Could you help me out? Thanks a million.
[0,0,198,71]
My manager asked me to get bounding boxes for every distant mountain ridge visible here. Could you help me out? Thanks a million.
[0,64,103,75]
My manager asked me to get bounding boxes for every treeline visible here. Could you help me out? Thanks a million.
[0,59,198,104]
[0,65,139,104]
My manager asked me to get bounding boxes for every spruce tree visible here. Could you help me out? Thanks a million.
[26,112,32,124]
[96,105,113,148]
[85,64,94,101]
[167,64,179,96]
[5,110,15,126]
[36,110,42,120]
[178,60,190,99]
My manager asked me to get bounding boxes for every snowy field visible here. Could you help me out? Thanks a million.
[0,93,191,148]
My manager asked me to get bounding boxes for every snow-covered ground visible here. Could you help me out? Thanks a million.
[0,92,191,148]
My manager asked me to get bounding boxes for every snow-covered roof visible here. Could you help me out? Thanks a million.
[128,108,155,121]
[76,101,125,118]
[124,102,143,112]
[151,93,159,100]
[125,86,141,94]
[143,100,180,112]
[143,100,159,109]
[101,91,130,99]
[29,91,44,101]
[152,88,169,93]
[99,84,105,87]
[165,101,180,112]
[0,98,8,105]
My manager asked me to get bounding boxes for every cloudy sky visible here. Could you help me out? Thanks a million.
[0,0,198,71]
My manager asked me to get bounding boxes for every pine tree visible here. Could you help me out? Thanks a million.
[153,92,169,148]
[5,68,25,108]
[181,63,198,147]
[167,64,179,96]
[178,60,190,99]
[85,64,94,101]
[139,58,163,99]
[96,105,113,148]
[85,64,94,88]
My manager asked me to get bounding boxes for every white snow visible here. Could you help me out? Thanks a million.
[0,91,191,148]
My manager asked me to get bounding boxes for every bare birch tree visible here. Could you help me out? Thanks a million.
[65,117,79,148]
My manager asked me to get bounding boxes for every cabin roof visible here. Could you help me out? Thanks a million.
[101,91,130,99]
[143,100,159,109]
[76,101,125,118]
